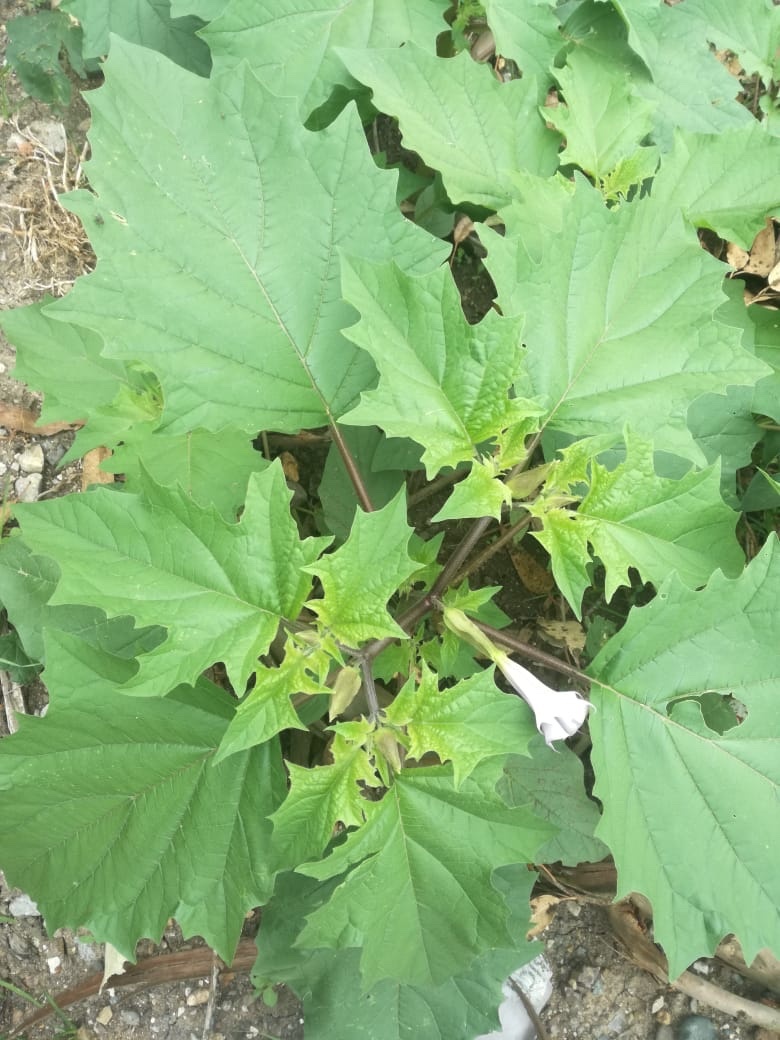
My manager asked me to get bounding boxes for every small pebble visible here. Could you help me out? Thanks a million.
[46,955,61,974]
[28,119,67,155]
[677,1015,717,1040]
[119,1009,141,1026]
[74,938,102,963]
[8,893,40,917]
[186,988,210,1007]
[606,1009,628,1034]
[15,472,42,502]
[96,1006,113,1025]
[18,444,45,474]
[43,439,68,467]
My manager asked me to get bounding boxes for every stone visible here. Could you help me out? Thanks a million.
[28,120,67,155]
[119,1010,141,1026]
[676,1015,717,1040]
[15,473,42,503]
[8,893,40,917]
[18,444,44,474]
[186,988,210,1006]
[96,1006,113,1025]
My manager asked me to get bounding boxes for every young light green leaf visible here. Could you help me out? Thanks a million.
[298,763,553,987]
[339,44,560,208]
[304,489,421,646]
[533,431,744,616]
[215,640,334,763]
[0,629,287,962]
[547,47,655,182]
[16,462,329,696]
[340,255,528,476]
[499,740,609,866]
[431,459,512,522]
[62,0,211,73]
[482,177,770,464]
[588,538,780,977]
[52,38,445,437]
[384,664,536,787]
[203,0,449,119]
[270,734,380,871]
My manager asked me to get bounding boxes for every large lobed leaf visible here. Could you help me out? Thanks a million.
[533,431,745,616]
[0,629,286,961]
[16,462,329,696]
[482,175,770,463]
[253,871,535,1040]
[340,43,560,208]
[340,256,530,476]
[298,763,553,987]
[50,37,445,437]
[203,0,450,119]
[62,0,211,73]
[588,538,780,977]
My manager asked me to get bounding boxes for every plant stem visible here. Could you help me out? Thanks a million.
[329,420,374,512]
[430,515,493,598]
[360,656,381,720]
[451,511,532,586]
[475,619,589,685]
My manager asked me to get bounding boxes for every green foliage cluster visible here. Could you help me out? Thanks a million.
[1,1,779,1036]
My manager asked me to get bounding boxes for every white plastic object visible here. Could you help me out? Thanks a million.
[474,953,553,1040]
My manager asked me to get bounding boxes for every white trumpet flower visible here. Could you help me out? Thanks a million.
[495,654,592,748]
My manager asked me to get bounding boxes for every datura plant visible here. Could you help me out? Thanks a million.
[0,1,779,1037]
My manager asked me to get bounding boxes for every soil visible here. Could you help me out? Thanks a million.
[0,12,778,1040]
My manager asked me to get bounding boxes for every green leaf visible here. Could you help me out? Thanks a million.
[0,301,128,427]
[482,176,770,464]
[0,629,287,961]
[499,739,609,866]
[431,459,512,522]
[588,538,780,977]
[215,644,330,763]
[547,47,655,181]
[253,871,535,1040]
[659,0,780,84]
[650,126,780,249]
[318,426,409,542]
[339,44,560,208]
[533,431,744,615]
[16,462,329,696]
[298,763,553,987]
[384,664,536,787]
[6,11,84,105]
[52,38,446,436]
[0,632,39,684]
[269,734,380,871]
[483,0,563,99]
[107,426,269,521]
[203,0,450,119]
[304,489,420,646]
[0,537,165,669]
[340,256,529,476]
[581,0,751,149]
[62,0,211,74]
